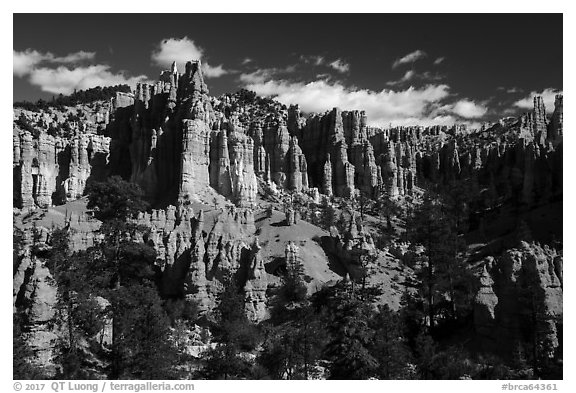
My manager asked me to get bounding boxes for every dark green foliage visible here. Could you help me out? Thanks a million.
[198,274,261,379]
[13,85,131,110]
[13,313,47,379]
[276,250,307,305]
[214,273,260,350]
[85,176,149,222]
[313,282,379,379]
[199,343,252,380]
[111,283,181,379]
[258,306,326,379]
[405,192,472,328]
[49,229,102,379]
[15,114,36,134]
[45,183,181,380]
[163,298,200,325]
[414,331,437,378]
[370,305,414,379]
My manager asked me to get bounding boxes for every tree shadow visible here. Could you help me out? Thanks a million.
[311,235,348,277]
[270,220,288,227]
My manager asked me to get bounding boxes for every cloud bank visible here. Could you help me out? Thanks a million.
[28,65,148,95]
[241,77,476,126]
[13,49,96,77]
[14,49,148,95]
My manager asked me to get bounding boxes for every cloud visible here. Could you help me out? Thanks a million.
[386,70,444,86]
[238,65,298,84]
[497,86,523,94]
[54,51,96,63]
[241,77,455,126]
[433,57,445,65]
[386,70,416,86]
[328,59,350,73]
[392,50,427,68]
[14,49,96,77]
[449,99,488,119]
[27,65,149,95]
[299,55,350,73]
[151,36,229,78]
[202,63,228,78]
[151,37,203,68]
[14,49,45,77]
[239,69,275,84]
[513,88,562,112]
[300,55,325,66]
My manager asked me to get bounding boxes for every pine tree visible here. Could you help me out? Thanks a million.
[111,284,180,379]
[370,304,413,379]
[315,282,379,379]
[199,273,257,379]
[405,192,469,328]
[278,248,307,304]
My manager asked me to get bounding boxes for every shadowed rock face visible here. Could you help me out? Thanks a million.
[474,241,563,358]
[132,204,259,314]
[116,60,258,208]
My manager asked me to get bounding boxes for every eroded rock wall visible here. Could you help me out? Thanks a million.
[474,242,563,358]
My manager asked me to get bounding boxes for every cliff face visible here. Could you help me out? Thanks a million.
[474,242,563,358]
[13,129,111,209]
[132,204,263,317]
[110,61,259,208]
[296,108,383,198]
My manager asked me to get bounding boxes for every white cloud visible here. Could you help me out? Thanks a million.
[386,70,444,86]
[301,55,325,66]
[328,59,350,73]
[239,69,274,84]
[238,65,298,84]
[53,51,96,63]
[433,57,445,65]
[151,36,229,78]
[513,88,562,112]
[14,48,144,96]
[449,99,488,119]
[13,49,96,77]
[386,70,416,86]
[202,63,228,78]
[151,37,204,69]
[28,65,148,95]
[14,49,45,77]
[392,50,427,68]
[300,55,350,73]
[242,77,453,126]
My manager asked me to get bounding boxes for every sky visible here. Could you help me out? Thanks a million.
[13,14,563,128]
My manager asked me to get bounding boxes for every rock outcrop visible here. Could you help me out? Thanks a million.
[548,94,563,145]
[244,238,268,322]
[473,242,563,358]
[109,60,259,208]
[299,108,357,197]
[132,204,264,319]
[13,128,111,209]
